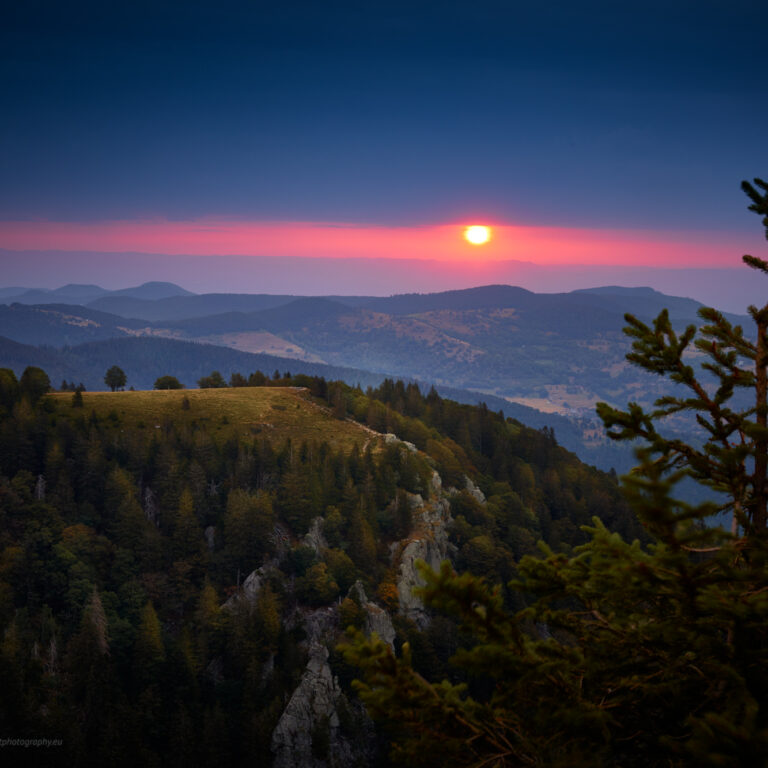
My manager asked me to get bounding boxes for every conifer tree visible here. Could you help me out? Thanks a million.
[64,589,117,759]
[0,368,19,413]
[255,584,281,655]
[344,178,768,767]
[171,487,204,563]
[134,601,165,680]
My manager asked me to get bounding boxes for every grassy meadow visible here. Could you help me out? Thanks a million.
[48,386,377,451]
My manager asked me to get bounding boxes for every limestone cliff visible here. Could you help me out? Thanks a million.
[394,487,457,629]
[348,581,396,649]
[303,516,328,555]
[271,609,373,768]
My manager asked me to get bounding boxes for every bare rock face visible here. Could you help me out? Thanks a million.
[383,432,418,453]
[303,606,338,644]
[396,496,455,629]
[142,485,159,527]
[222,563,275,610]
[365,603,396,649]
[272,609,374,768]
[271,643,341,768]
[407,493,424,509]
[464,475,486,504]
[303,516,328,555]
[348,581,396,649]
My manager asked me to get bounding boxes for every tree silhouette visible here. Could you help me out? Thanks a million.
[104,365,127,391]
[20,365,51,403]
[154,375,183,390]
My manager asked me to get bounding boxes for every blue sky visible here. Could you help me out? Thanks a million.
[2,0,766,232]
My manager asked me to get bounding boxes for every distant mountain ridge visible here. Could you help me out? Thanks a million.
[1,281,194,306]
[0,282,747,476]
[86,292,296,321]
[0,303,147,346]
[571,285,725,322]
[0,284,748,408]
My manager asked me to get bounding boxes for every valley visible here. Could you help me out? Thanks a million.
[0,281,734,475]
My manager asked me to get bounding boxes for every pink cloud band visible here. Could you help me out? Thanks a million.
[0,218,755,267]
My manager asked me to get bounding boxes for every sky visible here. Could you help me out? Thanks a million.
[1,0,767,299]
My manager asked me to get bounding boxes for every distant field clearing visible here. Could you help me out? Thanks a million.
[48,387,377,450]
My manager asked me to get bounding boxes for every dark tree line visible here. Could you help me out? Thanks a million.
[0,360,635,766]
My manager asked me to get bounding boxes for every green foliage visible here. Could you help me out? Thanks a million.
[255,584,281,653]
[20,365,51,403]
[0,368,19,413]
[0,355,633,764]
[171,487,205,565]
[104,365,127,392]
[154,375,183,390]
[344,179,768,767]
[325,548,357,592]
[229,371,248,387]
[134,601,165,679]
[296,562,339,606]
[742,177,768,239]
[197,370,227,388]
[222,489,273,577]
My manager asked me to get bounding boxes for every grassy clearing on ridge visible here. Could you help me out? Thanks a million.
[48,387,377,451]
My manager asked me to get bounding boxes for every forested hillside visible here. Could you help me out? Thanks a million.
[0,334,635,472]
[0,367,636,766]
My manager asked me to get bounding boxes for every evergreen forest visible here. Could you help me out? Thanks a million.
[0,366,636,766]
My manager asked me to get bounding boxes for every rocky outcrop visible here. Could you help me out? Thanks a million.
[222,561,279,611]
[271,609,373,768]
[464,475,486,504]
[396,495,455,629]
[430,469,442,495]
[383,433,418,453]
[271,643,342,768]
[303,516,328,555]
[348,581,396,649]
[222,568,264,610]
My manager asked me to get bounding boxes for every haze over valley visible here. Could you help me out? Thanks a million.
[0,278,746,475]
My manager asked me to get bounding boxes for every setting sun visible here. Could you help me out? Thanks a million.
[464,225,491,245]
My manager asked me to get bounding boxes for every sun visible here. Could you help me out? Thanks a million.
[464,225,491,245]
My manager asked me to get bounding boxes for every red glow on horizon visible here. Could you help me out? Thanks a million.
[0,217,752,267]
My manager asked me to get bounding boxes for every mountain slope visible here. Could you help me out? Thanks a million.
[108,280,195,299]
[86,292,298,321]
[0,375,638,766]
[571,285,746,324]
[0,303,147,346]
[2,281,193,306]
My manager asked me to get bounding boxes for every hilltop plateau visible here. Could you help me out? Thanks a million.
[48,386,378,453]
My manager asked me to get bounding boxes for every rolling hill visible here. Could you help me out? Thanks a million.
[2,280,193,306]
[48,386,378,453]
[148,285,740,414]
[0,303,147,346]
[0,334,627,470]
[1,282,742,474]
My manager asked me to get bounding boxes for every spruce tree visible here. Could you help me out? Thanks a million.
[344,178,768,767]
